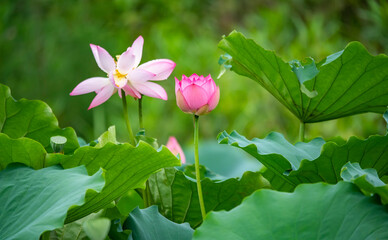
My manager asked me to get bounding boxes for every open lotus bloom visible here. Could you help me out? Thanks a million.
[70,36,176,109]
[175,74,220,115]
[166,136,186,164]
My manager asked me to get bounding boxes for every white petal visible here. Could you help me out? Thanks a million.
[117,49,136,74]
[132,81,167,100]
[138,59,176,80]
[131,36,144,68]
[90,44,115,73]
[70,77,110,95]
[88,84,116,109]
[128,68,156,83]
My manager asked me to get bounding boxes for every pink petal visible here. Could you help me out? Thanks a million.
[131,36,144,68]
[195,75,206,85]
[117,49,136,74]
[182,84,208,110]
[123,84,142,99]
[90,44,115,74]
[138,59,176,80]
[132,81,167,100]
[129,68,156,83]
[175,77,181,94]
[176,89,192,113]
[188,74,199,81]
[118,87,122,98]
[88,84,116,109]
[70,77,110,96]
[200,78,216,98]
[207,86,220,111]
[166,137,186,164]
[181,75,193,90]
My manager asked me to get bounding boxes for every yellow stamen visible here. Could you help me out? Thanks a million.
[113,69,128,88]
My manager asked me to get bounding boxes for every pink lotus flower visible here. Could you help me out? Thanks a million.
[70,36,176,109]
[175,74,220,115]
[166,136,186,164]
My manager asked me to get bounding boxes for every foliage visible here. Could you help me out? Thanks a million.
[0,164,105,240]
[0,84,79,153]
[82,218,111,240]
[0,133,47,170]
[341,162,388,204]
[56,140,181,223]
[146,165,269,228]
[218,31,388,123]
[123,206,193,240]
[194,182,388,240]
[184,141,261,179]
[219,130,388,192]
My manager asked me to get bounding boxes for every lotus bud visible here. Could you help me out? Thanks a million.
[175,74,220,116]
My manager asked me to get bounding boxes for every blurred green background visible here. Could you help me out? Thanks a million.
[1,0,388,146]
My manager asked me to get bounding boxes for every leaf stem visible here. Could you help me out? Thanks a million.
[142,181,151,208]
[193,114,206,220]
[121,89,135,145]
[299,121,305,142]
[138,96,145,135]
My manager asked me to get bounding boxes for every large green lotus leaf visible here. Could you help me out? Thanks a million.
[0,164,105,240]
[184,141,261,179]
[0,132,77,171]
[218,31,388,123]
[341,162,388,204]
[0,83,79,153]
[194,182,388,240]
[57,142,180,223]
[219,131,388,192]
[0,133,46,170]
[147,166,269,228]
[123,206,193,240]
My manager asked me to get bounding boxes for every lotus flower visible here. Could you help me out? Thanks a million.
[70,36,176,109]
[175,74,220,115]
[166,136,186,164]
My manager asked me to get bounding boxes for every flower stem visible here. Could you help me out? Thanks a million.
[299,121,305,142]
[121,89,135,145]
[193,114,206,220]
[138,96,145,135]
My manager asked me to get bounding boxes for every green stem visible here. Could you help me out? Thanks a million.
[299,121,305,142]
[138,96,145,135]
[193,114,206,220]
[143,189,148,209]
[144,180,152,208]
[121,89,135,145]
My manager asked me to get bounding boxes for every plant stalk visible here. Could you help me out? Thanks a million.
[138,96,145,135]
[142,181,151,208]
[121,89,136,145]
[193,114,206,220]
[299,121,305,142]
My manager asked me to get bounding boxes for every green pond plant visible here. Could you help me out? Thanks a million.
[1,30,388,239]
